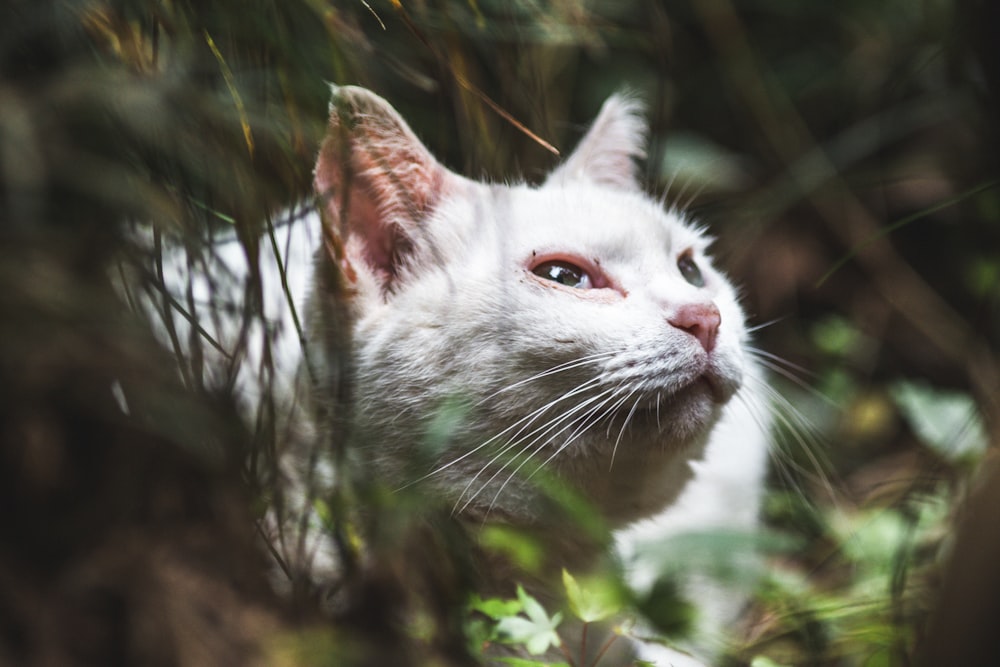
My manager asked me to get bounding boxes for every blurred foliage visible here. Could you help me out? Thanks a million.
[2,0,999,666]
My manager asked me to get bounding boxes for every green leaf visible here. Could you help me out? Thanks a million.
[518,585,554,626]
[832,509,910,585]
[811,315,864,357]
[890,380,988,463]
[964,255,1000,297]
[751,656,794,667]
[494,658,570,667]
[480,525,544,572]
[633,528,798,588]
[469,594,523,621]
[494,586,563,655]
[863,648,893,667]
[562,569,623,623]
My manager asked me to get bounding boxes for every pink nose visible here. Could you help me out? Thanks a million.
[669,303,721,352]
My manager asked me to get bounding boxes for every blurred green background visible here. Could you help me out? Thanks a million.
[1,1,998,665]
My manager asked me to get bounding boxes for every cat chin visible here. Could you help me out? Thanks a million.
[633,385,723,445]
[680,374,724,408]
[621,371,736,441]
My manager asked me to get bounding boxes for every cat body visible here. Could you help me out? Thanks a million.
[138,86,771,665]
[310,87,770,663]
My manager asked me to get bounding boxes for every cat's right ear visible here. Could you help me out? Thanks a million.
[546,93,647,190]
[313,85,457,295]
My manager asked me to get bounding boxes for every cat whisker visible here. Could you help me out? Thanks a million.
[654,392,661,433]
[449,356,617,505]
[524,382,636,486]
[459,387,609,501]
[604,389,639,440]
[741,375,818,447]
[484,376,642,512]
[662,167,681,202]
[744,345,840,497]
[740,374,839,506]
[545,385,635,469]
[477,351,618,405]
[501,382,632,504]
[406,375,606,492]
[611,392,643,470]
[454,381,616,514]
[482,406,614,518]
[732,387,806,494]
[679,178,710,215]
[485,387,625,517]
[752,357,821,398]
[560,390,625,452]
[742,352,831,449]
[666,170,693,214]
[495,376,608,451]
[745,345,809,373]
[746,346,825,395]
[745,316,788,335]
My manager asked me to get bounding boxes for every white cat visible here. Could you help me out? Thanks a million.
[134,86,771,666]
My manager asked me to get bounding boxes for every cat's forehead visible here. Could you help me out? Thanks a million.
[497,182,709,257]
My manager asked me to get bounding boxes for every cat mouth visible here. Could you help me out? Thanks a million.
[658,360,736,406]
[654,369,736,414]
[615,380,723,443]
[669,374,724,409]
[599,351,741,415]
[633,372,730,417]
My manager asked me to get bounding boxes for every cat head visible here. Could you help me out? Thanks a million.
[313,86,752,526]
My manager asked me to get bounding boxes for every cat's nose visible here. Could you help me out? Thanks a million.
[669,303,721,353]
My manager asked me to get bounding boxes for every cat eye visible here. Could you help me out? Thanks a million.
[677,253,705,288]
[532,260,593,289]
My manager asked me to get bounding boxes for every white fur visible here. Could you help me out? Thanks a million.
[315,88,772,663]
[347,181,750,523]
[132,87,772,664]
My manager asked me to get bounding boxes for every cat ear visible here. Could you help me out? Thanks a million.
[546,93,647,190]
[313,85,457,292]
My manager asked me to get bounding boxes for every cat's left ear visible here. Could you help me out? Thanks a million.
[546,93,647,190]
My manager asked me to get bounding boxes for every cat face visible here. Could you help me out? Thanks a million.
[313,87,751,526]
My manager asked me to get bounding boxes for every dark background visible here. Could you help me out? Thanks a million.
[1,1,998,665]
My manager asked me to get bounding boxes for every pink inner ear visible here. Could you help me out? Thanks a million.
[347,192,416,286]
[313,87,453,292]
[316,150,445,287]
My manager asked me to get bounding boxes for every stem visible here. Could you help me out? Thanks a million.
[589,628,619,667]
